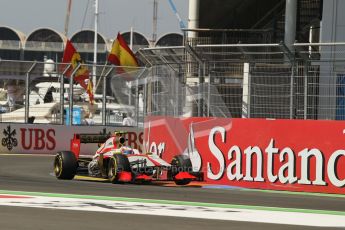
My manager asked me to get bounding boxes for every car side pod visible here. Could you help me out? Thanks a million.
[117,171,132,182]
[174,172,197,180]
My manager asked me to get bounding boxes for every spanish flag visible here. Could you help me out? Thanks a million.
[86,79,95,105]
[108,33,139,71]
[62,40,89,89]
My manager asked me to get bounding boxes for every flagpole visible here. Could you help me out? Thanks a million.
[130,27,133,50]
[129,27,134,106]
[93,0,99,93]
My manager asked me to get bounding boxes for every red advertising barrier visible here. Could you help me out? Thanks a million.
[144,116,345,194]
[0,123,143,155]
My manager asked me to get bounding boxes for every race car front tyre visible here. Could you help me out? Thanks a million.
[169,155,193,185]
[54,151,77,180]
[107,154,131,183]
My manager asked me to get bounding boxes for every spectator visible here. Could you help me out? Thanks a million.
[28,116,35,124]
[83,108,95,125]
[43,86,54,103]
[5,80,15,107]
[4,80,23,110]
[84,116,95,125]
[122,112,135,126]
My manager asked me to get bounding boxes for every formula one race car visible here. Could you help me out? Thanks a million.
[54,131,203,185]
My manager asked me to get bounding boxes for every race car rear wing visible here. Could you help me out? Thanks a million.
[77,133,111,143]
[70,133,111,159]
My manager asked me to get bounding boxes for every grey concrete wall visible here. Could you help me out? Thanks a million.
[318,0,345,119]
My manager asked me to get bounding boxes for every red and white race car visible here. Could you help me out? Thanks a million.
[54,131,203,185]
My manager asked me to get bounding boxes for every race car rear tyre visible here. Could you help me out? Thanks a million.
[54,151,77,180]
[169,155,193,185]
[107,154,131,183]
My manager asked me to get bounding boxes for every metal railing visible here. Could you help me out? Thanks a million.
[0,40,21,50]
[138,42,345,121]
[24,41,64,51]
[1,41,345,123]
[73,43,107,53]
[0,59,147,126]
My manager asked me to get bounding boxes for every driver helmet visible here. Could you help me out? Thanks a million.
[120,146,133,155]
[113,131,127,147]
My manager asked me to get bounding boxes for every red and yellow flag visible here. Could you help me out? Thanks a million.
[108,33,139,71]
[62,40,89,89]
[86,79,95,105]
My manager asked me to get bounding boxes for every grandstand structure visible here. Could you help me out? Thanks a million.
[137,0,345,121]
[0,26,183,63]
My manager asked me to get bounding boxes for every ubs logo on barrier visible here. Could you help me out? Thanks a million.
[20,128,56,150]
[2,125,18,151]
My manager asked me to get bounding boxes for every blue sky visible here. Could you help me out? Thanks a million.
[0,0,188,40]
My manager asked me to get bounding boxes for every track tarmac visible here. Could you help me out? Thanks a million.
[1,154,345,229]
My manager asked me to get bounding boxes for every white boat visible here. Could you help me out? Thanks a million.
[0,102,61,123]
[29,82,85,105]
[0,80,135,125]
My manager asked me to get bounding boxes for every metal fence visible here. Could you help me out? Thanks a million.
[0,59,147,126]
[1,42,345,124]
[138,42,345,121]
